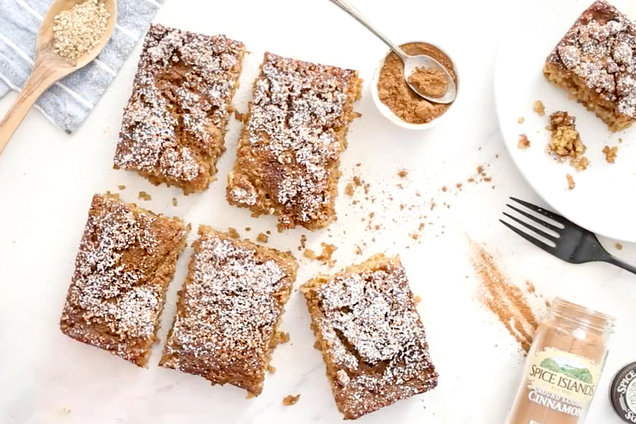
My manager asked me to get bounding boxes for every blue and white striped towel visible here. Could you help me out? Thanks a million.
[0,0,164,133]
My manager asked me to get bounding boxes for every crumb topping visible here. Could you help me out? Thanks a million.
[115,24,244,186]
[314,261,436,393]
[66,196,170,341]
[230,53,358,226]
[164,233,291,374]
[549,0,636,117]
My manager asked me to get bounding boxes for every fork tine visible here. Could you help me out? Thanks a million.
[502,212,558,242]
[506,203,562,233]
[499,219,557,252]
[509,197,567,225]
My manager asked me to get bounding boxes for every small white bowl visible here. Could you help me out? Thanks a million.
[371,40,460,130]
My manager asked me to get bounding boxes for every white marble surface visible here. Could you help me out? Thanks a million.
[1,0,635,423]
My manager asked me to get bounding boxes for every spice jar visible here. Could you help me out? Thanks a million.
[507,298,615,424]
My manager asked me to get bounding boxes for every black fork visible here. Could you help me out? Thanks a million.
[500,197,636,275]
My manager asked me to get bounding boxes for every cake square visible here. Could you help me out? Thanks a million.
[114,24,245,193]
[226,52,362,231]
[544,0,636,131]
[160,226,297,396]
[302,254,438,420]
[60,194,189,367]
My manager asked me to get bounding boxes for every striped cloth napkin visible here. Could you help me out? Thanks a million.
[0,0,164,133]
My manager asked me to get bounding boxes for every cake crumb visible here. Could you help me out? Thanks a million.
[410,233,419,240]
[602,145,618,164]
[570,156,590,171]
[398,169,408,178]
[304,243,337,267]
[245,227,251,232]
[300,234,307,249]
[414,295,422,305]
[534,100,545,116]
[228,227,240,239]
[282,394,300,406]
[138,191,151,201]
[257,233,269,243]
[268,365,277,374]
[234,110,247,122]
[518,134,531,149]
[518,116,525,124]
[345,183,355,196]
[171,197,178,207]
[276,331,290,345]
[117,185,126,190]
[616,243,623,250]
[566,174,575,190]
[548,112,588,171]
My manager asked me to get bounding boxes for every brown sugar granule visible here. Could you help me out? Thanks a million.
[398,169,408,178]
[117,185,126,190]
[566,174,576,190]
[283,394,300,406]
[345,183,355,196]
[533,100,545,116]
[518,134,531,149]
[257,233,269,243]
[138,191,152,201]
[228,227,240,239]
[171,197,178,207]
[603,145,618,163]
[518,116,525,124]
[407,66,449,98]
[470,242,539,352]
[377,42,456,124]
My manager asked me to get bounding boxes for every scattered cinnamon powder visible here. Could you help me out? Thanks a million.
[228,227,240,239]
[257,233,269,243]
[138,191,151,201]
[518,134,531,149]
[407,66,448,98]
[470,242,539,352]
[533,100,545,116]
[603,145,618,164]
[282,394,300,406]
[377,42,456,124]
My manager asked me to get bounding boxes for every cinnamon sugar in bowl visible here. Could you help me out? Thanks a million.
[371,41,459,130]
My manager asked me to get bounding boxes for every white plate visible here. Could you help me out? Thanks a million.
[495,0,636,242]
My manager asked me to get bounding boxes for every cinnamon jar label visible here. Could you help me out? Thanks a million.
[525,347,601,417]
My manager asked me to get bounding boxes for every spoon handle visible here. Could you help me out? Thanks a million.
[0,65,61,155]
[328,0,409,61]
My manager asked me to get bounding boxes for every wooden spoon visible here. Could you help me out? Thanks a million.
[0,0,117,154]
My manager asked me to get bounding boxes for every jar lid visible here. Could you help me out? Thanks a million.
[610,362,636,423]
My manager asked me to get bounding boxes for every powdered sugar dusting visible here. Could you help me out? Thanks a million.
[161,229,294,393]
[308,256,437,418]
[549,0,636,117]
[114,24,244,190]
[228,53,359,229]
[60,195,187,364]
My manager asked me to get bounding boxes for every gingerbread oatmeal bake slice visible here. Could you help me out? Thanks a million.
[114,24,245,193]
[226,52,362,231]
[60,194,189,367]
[160,226,297,396]
[302,254,438,420]
[544,0,636,131]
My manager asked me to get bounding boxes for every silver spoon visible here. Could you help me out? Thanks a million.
[329,0,457,104]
